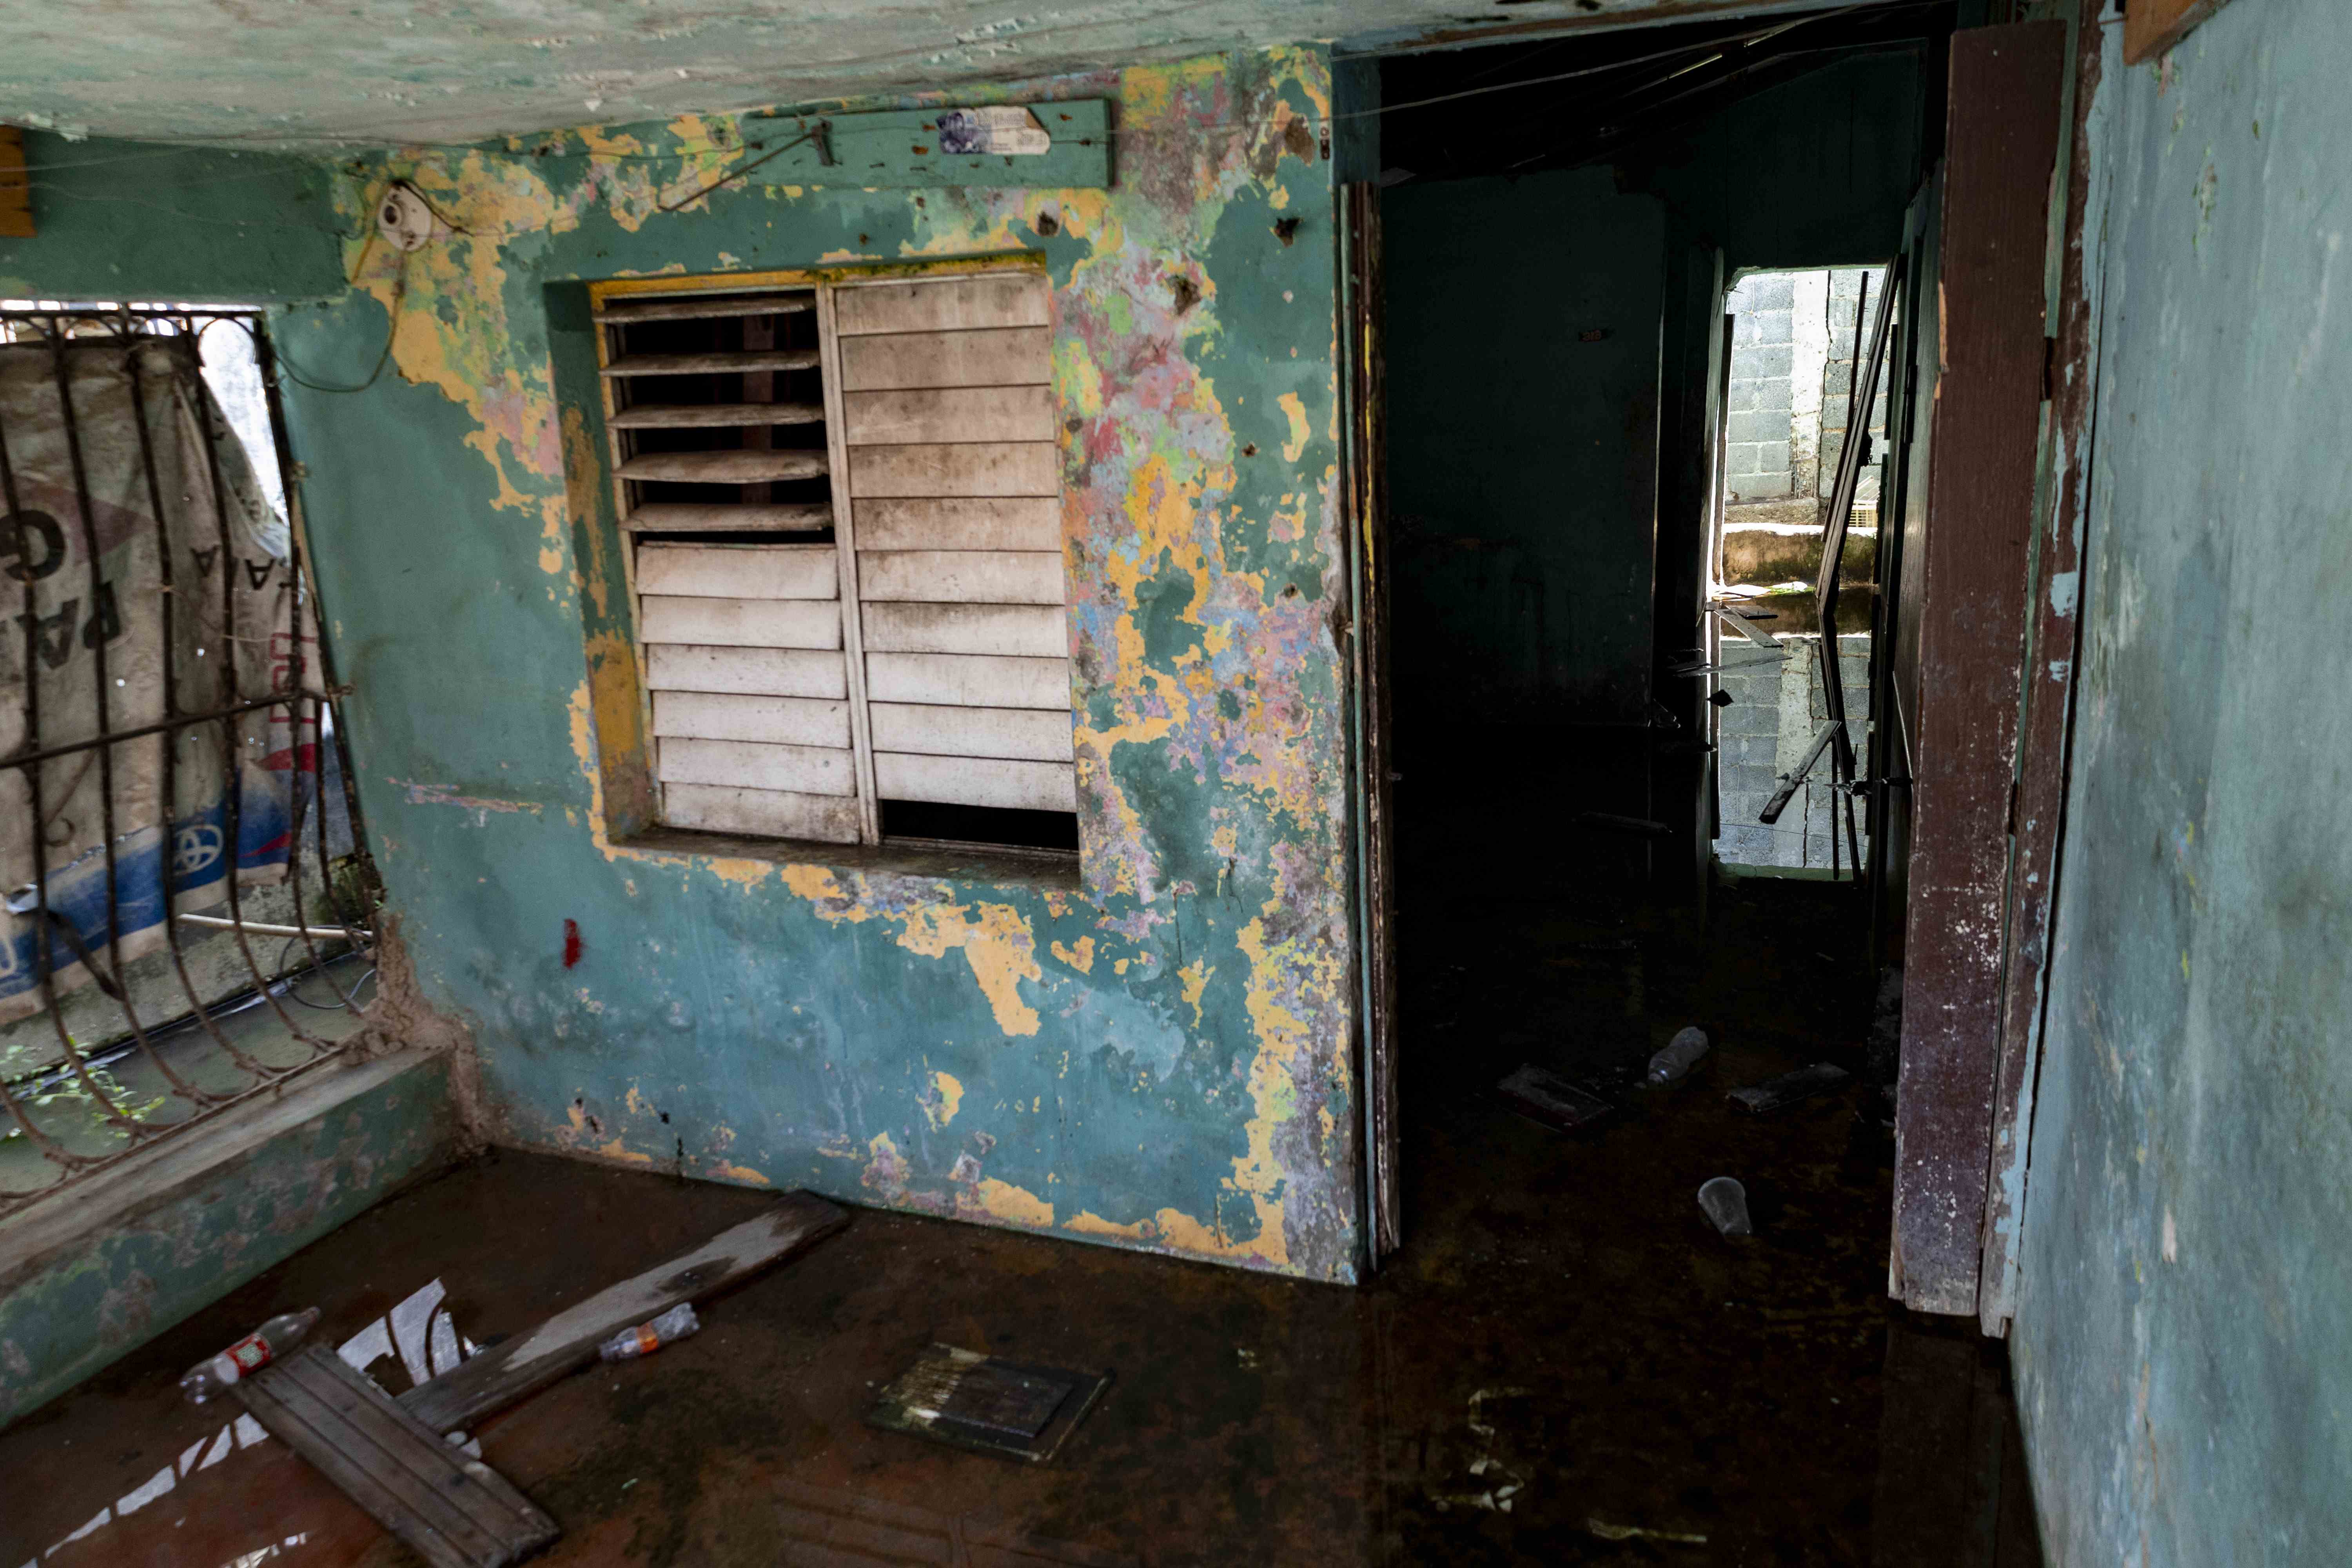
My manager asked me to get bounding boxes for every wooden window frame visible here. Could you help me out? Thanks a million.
[586,254,1076,861]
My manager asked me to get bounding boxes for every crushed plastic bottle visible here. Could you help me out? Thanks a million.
[1646,1026,1711,1087]
[180,1307,322,1404]
[598,1302,701,1363]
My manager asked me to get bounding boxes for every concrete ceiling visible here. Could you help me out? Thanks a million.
[2,0,1828,148]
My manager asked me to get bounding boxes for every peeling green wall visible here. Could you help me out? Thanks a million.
[265,49,1362,1281]
[2012,2,2352,1559]
[0,131,343,303]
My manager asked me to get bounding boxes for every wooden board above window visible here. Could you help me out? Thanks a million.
[2124,0,2242,63]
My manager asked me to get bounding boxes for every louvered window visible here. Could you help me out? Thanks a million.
[595,267,1076,855]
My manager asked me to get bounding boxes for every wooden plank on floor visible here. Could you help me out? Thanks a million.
[871,702,1074,762]
[838,328,1052,392]
[237,1347,558,1568]
[833,273,1051,336]
[876,752,1076,811]
[843,386,1056,446]
[853,497,1062,552]
[850,443,1058,499]
[857,550,1064,604]
[636,542,838,601]
[653,690,851,747]
[640,595,842,650]
[646,643,847,699]
[860,602,1067,657]
[659,736,857,795]
[399,1194,848,1436]
[865,652,1070,710]
[665,782,862,842]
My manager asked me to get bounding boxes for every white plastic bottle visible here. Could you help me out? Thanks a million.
[1647,1026,1711,1086]
[180,1307,322,1403]
[598,1302,701,1362]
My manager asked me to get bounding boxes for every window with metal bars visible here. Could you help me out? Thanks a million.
[594,265,1078,857]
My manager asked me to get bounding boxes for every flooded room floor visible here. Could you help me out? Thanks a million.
[0,878,2040,1567]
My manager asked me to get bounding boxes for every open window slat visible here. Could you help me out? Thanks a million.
[603,348,822,377]
[596,296,816,325]
[619,449,829,484]
[611,401,826,429]
[624,502,831,533]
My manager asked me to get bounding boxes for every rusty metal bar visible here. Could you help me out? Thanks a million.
[2,305,367,1203]
[45,328,222,1112]
[184,328,330,1055]
[125,340,276,1080]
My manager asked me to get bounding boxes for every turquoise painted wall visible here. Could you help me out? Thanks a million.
[0,132,343,303]
[269,49,1363,1281]
[0,1053,461,1426]
[2012,2,2352,1559]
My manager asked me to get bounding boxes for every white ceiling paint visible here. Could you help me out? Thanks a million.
[2,0,1825,147]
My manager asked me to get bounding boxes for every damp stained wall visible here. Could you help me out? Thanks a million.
[267,48,1365,1283]
[2010,1,2352,1559]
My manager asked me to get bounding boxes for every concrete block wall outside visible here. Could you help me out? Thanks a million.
[0,1052,463,1427]
[252,49,1365,1284]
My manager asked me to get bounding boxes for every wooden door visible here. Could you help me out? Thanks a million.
[1892,21,2068,1319]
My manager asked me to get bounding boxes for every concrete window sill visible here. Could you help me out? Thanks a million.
[613,826,1082,894]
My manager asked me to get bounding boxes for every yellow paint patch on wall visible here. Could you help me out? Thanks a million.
[711,1162,772,1186]
[893,900,1043,1036]
[1051,936,1096,973]
[1064,1210,1151,1241]
[1279,392,1310,462]
[978,1178,1055,1228]
[926,1071,965,1129]
[1179,957,1213,1027]
[597,1138,654,1165]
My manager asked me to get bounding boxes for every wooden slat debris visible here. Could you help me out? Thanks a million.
[236,1347,558,1568]
[397,1192,846,1436]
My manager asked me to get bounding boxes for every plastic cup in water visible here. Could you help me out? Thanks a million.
[1698,1176,1753,1237]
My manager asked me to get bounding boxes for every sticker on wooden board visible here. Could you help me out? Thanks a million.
[936,106,1051,156]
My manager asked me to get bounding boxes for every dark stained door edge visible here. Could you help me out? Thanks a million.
[1892,20,2068,1320]
[1979,0,2110,1336]
[1341,181,1401,1269]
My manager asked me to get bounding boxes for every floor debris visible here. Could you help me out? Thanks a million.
[867,1343,1110,1463]
[234,1346,558,1568]
[1729,1061,1854,1113]
[1587,1516,1710,1544]
[1497,1063,1615,1132]
[399,1191,845,1436]
[1699,1176,1754,1237]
